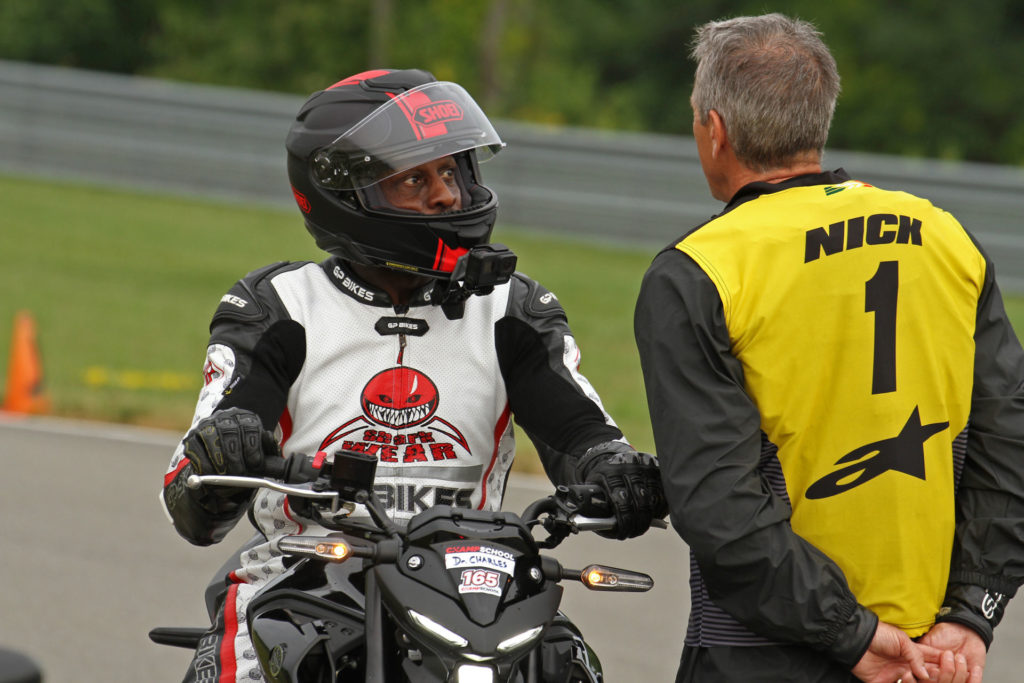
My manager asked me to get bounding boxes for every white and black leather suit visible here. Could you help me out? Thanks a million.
[161,256,627,681]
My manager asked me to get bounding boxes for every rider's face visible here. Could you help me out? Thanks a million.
[378,157,462,214]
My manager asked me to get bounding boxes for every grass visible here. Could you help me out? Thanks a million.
[5,173,1024,473]
[0,174,660,471]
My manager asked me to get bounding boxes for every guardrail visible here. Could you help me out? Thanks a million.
[3,59,1024,290]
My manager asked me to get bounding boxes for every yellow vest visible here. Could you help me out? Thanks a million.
[677,179,985,635]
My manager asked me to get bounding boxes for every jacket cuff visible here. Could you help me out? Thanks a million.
[163,463,249,545]
[935,584,1011,649]
[824,603,878,669]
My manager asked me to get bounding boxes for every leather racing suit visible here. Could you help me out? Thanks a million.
[161,257,626,681]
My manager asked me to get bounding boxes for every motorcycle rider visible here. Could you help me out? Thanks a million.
[160,68,666,682]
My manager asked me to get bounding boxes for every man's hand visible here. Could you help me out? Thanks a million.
[920,622,985,682]
[852,621,940,683]
[182,407,277,486]
[574,441,667,539]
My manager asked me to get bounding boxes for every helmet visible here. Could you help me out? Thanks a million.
[286,69,505,280]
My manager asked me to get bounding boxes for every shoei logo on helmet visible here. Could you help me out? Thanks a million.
[412,100,464,127]
[292,186,312,214]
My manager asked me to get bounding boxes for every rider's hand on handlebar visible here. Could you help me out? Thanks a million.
[575,441,667,540]
[182,408,280,495]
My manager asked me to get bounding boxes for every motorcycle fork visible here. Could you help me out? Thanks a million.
[365,570,386,683]
[526,648,540,683]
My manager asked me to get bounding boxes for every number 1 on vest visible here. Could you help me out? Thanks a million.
[865,260,899,394]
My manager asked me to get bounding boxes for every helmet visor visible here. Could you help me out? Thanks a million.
[312,81,505,191]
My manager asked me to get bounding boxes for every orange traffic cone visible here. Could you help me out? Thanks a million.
[2,311,51,414]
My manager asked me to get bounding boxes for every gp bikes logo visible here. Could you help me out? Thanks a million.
[413,100,463,127]
[220,293,248,308]
[362,367,438,428]
[806,406,948,499]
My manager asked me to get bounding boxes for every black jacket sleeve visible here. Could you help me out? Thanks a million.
[634,248,876,666]
[495,273,625,485]
[163,262,307,546]
[937,249,1024,645]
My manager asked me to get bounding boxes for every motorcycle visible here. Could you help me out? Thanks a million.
[150,449,657,682]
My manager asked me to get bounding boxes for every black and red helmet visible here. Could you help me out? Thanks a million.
[286,69,505,279]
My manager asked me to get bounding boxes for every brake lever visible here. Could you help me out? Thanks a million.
[559,484,669,529]
[184,473,346,513]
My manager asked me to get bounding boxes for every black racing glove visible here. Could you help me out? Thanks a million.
[182,407,279,496]
[574,440,667,540]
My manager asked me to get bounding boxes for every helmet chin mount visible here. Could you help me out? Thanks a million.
[436,244,518,320]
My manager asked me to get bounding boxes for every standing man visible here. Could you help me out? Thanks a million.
[635,13,1024,683]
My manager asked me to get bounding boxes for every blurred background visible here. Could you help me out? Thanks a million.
[3,0,1024,163]
[1,0,1023,445]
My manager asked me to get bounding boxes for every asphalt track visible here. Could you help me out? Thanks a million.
[0,415,1021,682]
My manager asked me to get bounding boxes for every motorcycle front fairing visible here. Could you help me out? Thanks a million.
[247,551,368,682]
[374,506,566,682]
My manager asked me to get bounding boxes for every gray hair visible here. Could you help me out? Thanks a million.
[690,13,840,171]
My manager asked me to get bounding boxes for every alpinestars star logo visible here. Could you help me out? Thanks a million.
[982,591,1005,620]
[806,406,948,499]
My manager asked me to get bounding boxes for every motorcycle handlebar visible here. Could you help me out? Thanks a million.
[257,453,323,484]
[190,458,665,538]
[260,455,289,480]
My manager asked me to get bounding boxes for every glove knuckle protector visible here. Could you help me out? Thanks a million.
[235,411,268,471]
[575,440,666,539]
[214,413,242,469]
[184,407,272,478]
[195,422,225,474]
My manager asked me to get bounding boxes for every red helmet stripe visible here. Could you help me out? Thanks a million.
[389,89,452,141]
[433,240,468,272]
[432,237,445,268]
[326,69,393,89]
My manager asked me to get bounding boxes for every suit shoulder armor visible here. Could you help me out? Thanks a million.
[507,272,566,321]
[211,261,309,327]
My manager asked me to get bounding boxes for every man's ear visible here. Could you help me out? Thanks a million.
[707,109,728,158]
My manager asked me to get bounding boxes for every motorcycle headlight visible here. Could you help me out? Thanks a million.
[496,625,544,653]
[407,609,468,648]
[456,664,494,683]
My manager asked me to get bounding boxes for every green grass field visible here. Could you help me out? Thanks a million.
[3,173,1024,470]
[0,174,659,468]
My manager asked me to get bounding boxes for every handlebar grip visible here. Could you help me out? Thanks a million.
[260,456,288,480]
[258,453,322,484]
